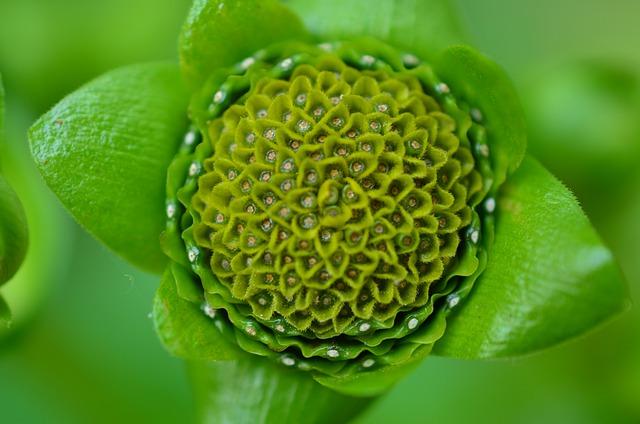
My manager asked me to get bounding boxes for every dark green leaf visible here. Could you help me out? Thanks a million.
[283,0,466,61]
[0,295,9,326]
[153,265,242,361]
[435,156,630,358]
[180,0,309,87]
[0,175,28,286]
[1,75,28,287]
[435,45,527,187]
[188,358,373,423]
[29,63,189,274]
[0,73,4,140]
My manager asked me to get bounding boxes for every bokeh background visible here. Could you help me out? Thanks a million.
[1,0,638,422]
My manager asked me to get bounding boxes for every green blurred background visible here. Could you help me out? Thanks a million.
[0,0,638,422]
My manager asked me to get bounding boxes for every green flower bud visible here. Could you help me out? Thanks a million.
[164,40,494,382]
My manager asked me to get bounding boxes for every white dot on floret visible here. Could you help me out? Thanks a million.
[402,54,420,67]
[187,247,199,263]
[202,303,217,319]
[213,90,225,104]
[477,143,490,157]
[408,317,419,330]
[359,322,371,332]
[435,82,450,94]
[166,203,176,219]
[282,356,295,366]
[188,162,201,177]
[327,348,339,358]
[471,108,483,123]
[447,293,461,309]
[184,131,196,146]
[361,55,375,66]
[362,359,375,368]
[240,57,255,70]
[280,58,293,70]
[485,197,496,213]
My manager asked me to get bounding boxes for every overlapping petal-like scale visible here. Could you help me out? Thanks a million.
[162,41,495,380]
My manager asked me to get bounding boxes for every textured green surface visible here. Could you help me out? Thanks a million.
[29,63,189,274]
[180,0,309,88]
[161,40,494,396]
[189,55,482,336]
[284,0,466,61]
[435,156,630,358]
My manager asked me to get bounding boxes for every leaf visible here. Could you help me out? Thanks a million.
[434,156,630,359]
[153,265,242,361]
[524,61,640,188]
[0,73,4,140]
[435,45,527,187]
[29,63,189,274]
[0,295,10,326]
[187,358,373,423]
[0,175,28,285]
[180,0,310,88]
[283,0,466,61]
[1,74,29,286]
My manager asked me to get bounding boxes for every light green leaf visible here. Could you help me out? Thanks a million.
[435,156,630,359]
[29,63,189,274]
[180,0,309,88]
[188,358,373,423]
[153,265,242,361]
[283,0,466,61]
[435,45,527,187]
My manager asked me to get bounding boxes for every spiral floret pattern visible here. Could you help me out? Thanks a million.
[164,41,494,380]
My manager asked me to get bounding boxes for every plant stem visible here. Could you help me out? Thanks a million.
[187,356,375,424]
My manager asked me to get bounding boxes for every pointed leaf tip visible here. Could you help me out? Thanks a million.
[153,265,242,361]
[435,156,629,359]
[29,63,189,274]
[284,0,466,61]
[180,0,309,87]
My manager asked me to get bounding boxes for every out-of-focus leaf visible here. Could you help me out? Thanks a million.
[153,265,242,361]
[435,156,629,358]
[180,0,309,87]
[0,73,4,137]
[0,175,28,286]
[0,295,9,326]
[188,358,372,424]
[29,63,189,274]
[1,75,28,287]
[284,0,465,61]
[524,62,640,188]
[435,45,527,187]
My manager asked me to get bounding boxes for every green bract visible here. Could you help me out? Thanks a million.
[27,0,630,418]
